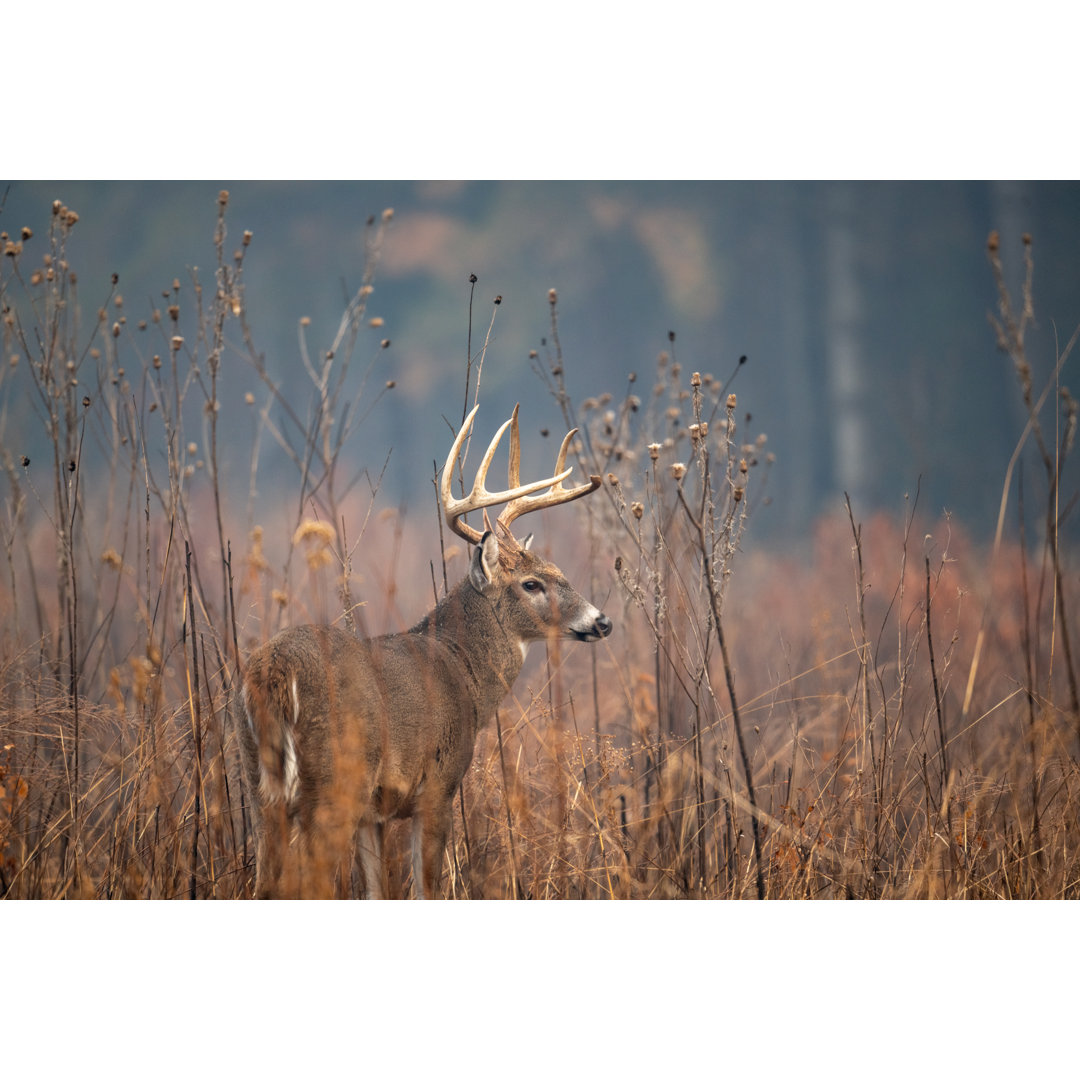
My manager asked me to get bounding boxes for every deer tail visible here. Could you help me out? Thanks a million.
[242,653,301,806]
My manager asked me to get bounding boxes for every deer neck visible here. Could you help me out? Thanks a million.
[411,582,526,706]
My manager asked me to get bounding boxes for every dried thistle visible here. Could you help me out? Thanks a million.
[293,519,337,571]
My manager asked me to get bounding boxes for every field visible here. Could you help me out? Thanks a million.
[3,195,1079,900]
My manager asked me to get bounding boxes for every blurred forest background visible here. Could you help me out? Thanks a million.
[4,179,1077,544]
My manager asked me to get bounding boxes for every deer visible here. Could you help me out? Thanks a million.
[240,404,612,898]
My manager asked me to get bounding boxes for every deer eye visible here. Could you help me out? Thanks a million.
[522,579,543,593]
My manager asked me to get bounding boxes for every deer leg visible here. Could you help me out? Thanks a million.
[355,822,385,900]
[410,815,427,899]
[415,804,451,900]
[254,799,289,899]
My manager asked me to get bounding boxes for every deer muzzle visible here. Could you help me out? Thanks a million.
[570,610,613,642]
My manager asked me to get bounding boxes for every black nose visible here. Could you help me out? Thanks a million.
[595,613,613,638]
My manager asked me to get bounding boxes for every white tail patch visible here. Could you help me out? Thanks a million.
[283,677,301,801]
[283,729,299,803]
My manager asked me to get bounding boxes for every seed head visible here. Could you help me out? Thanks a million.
[294,519,336,571]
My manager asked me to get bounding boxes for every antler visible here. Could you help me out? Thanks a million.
[441,404,601,546]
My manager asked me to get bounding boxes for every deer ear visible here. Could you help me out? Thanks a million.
[521,533,533,551]
[470,531,500,591]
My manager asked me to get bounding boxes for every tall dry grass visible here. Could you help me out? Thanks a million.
[1,199,1077,898]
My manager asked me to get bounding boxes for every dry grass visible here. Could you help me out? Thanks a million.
[2,198,1078,900]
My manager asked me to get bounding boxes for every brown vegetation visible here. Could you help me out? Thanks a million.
[2,197,1077,898]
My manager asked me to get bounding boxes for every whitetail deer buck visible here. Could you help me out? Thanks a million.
[240,404,612,898]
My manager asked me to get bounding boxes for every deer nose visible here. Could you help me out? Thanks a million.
[595,613,613,638]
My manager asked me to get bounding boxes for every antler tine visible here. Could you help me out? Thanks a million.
[496,410,601,538]
[441,404,577,545]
